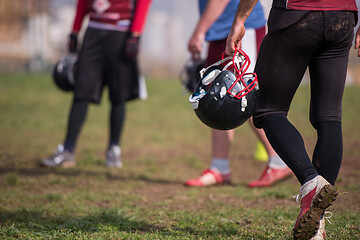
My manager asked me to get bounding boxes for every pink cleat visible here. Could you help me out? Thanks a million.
[185,169,231,187]
[293,176,337,240]
[248,166,292,188]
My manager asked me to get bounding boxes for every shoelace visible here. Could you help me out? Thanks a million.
[323,211,332,224]
[294,193,302,203]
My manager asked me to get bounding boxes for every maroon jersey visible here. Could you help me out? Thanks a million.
[72,0,151,33]
[273,0,357,11]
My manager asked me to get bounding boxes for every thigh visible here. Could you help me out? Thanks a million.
[74,28,105,103]
[241,28,257,72]
[253,11,323,127]
[309,11,356,127]
[105,31,140,103]
[206,39,226,67]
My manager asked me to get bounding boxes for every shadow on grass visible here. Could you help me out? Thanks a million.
[0,208,244,238]
[0,166,184,186]
[0,208,161,234]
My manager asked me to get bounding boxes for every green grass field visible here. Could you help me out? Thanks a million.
[0,73,359,239]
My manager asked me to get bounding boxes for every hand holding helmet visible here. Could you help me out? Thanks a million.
[125,33,140,60]
[52,54,77,91]
[68,33,78,53]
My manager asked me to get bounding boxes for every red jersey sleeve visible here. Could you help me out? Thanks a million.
[130,0,152,34]
[72,0,90,33]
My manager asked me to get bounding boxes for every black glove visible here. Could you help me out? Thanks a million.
[68,33,78,53]
[125,34,140,60]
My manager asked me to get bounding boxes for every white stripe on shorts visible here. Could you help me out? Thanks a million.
[241,28,257,73]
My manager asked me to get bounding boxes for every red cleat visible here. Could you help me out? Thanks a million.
[293,176,338,240]
[248,166,292,188]
[185,169,231,187]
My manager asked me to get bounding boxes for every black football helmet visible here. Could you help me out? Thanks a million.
[189,48,259,130]
[52,54,77,91]
[180,59,205,93]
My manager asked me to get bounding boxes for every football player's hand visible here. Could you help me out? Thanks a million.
[125,33,140,60]
[188,31,204,62]
[226,23,245,56]
[68,33,78,53]
[355,26,360,57]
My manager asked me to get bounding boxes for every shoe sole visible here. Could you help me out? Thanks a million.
[184,180,232,187]
[105,163,123,168]
[293,184,338,240]
[40,161,76,168]
[41,161,76,168]
[61,161,76,168]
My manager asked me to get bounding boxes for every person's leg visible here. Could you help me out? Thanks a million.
[41,99,88,168]
[109,102,126,148]
[243,26,270,162]
[251,11,334,238]
[253,9,322,183]
[312,121,343,185]
[63,99,89,153]
[255,10,354,239]
[42,28,105,168]
[63,28,102,155]
[247,118,293,187]
[293,11,356,239]
[261,114,318,185]
[249,120,277,160]
[105,30,140,168]
[105,102,126,168]
[210,129,234,174]
[308,11,355,185]
[185,39,232,186]
[185,128,233,187]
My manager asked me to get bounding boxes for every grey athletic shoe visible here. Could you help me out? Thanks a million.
[41,144,76,168]
[105,145,122,168]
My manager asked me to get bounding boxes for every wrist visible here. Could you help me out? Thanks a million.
[131,32,141,38]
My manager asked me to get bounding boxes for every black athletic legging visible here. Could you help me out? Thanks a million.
[64,99,126,153]
[252,10,356,185]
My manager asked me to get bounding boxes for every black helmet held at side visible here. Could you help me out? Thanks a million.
[189,48,259,130]
[52,54,77,91]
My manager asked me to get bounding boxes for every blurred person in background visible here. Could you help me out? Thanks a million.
[184,0,292,188]
[226,0,358,238]
[41,0,152,168]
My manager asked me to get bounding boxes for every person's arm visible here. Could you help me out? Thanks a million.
[125,0,152,60]
[130,0,152,37]
[355,26,360,57]
[188,0,231,61]
[225,0,258,55]
[69,0,88,53]
[71,0,88,34]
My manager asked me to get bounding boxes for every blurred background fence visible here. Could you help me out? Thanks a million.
[0,0,200,76]
[0,0,359,82]
[0,0,51,72]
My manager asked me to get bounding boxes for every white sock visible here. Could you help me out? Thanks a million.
[268,155,288,169]
[210,157,230,174]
